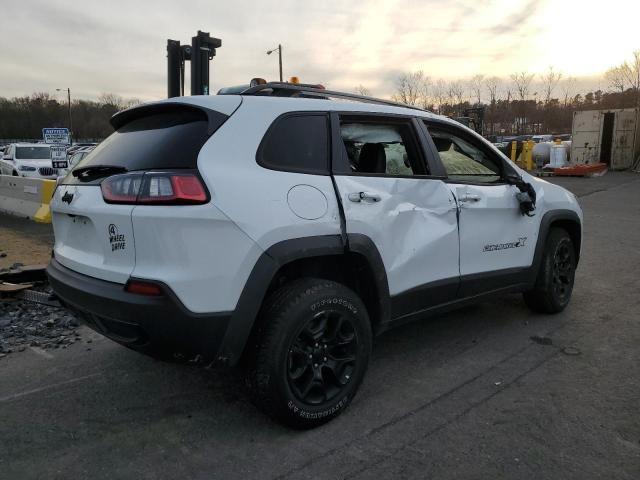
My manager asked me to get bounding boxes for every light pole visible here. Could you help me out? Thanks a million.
[56,88,73,142]
[266,44,283,82]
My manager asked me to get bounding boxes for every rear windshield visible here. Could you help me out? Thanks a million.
[66,108,223,183]
[16,146,50,159]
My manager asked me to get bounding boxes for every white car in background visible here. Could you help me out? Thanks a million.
[67,146,95,170]
[0,143,59,179]
[56,146,96,180]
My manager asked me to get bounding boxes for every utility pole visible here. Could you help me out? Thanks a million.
[267,44,283,82]
[278,44,283,83]
[57,88,73,142]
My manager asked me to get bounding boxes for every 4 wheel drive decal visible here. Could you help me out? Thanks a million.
[108,224,126,252]
[483,237,527,252]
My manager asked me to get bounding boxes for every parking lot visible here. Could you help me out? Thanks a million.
[1,172,639,479]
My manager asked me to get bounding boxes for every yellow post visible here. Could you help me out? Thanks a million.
[510,141,517,162]
[524,140,534,171]
[33,179,56,223]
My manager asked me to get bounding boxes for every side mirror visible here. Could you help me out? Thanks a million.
[505,173,537,216]
[504,173,523,186]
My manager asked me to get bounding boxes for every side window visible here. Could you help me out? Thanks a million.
[427,125,501,183]
[258,114,329,174]
[337,118,427,176]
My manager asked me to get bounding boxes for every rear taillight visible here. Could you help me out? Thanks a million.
[101,171,208,205]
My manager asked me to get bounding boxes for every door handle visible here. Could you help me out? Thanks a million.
[459,194,481,203]
[348,192,381,203]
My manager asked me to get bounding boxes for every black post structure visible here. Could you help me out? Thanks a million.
[167,31,220,98]
[167,39,182,98]
[190,30,222,96]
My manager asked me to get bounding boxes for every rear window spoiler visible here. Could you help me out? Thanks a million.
[110,102,229,136]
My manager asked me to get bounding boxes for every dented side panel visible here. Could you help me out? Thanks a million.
[333,176,459,295]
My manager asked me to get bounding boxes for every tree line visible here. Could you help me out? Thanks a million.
[2,50,638,141]
[361,49,640,137]
[0,93,139,141]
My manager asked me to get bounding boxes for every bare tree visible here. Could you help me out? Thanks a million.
[98,93,126,109]
[417,76,432,110]
[540,66,563,105]
[560,76,577,107]
[620,49,640,106]
[354,84,372,96]
[431,79,448,114]
[484,76,501,136]
[509,72,534,133]
[392,71,429,106]
[485,76,501,105]
[605,66,626,93]
[448,80,465,108]
[623,50,640,88]
[469,74,485,105]
[123,98,142,109]
[510,71,535,101]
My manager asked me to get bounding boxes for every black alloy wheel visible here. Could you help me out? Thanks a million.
[287,309,359,405]
[524,228,576,314]
[246,278,372,429]
[552,238,574,303]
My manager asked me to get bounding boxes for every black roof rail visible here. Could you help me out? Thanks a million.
[240,82,427,112]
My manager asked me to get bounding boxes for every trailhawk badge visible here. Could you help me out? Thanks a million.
[108,224,126,252]
[483,237,527,252]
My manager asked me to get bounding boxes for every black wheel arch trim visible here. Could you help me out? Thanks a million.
[219,233,390,365]
[221,210,580,365]
[529,209,581,285]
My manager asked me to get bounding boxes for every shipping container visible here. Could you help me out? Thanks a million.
[571,108,640,170]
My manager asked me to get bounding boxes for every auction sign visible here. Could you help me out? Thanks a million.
[50,145,68,169]
[43,128,70,169]
[42,128,71,145]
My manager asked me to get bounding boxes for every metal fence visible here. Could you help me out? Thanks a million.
[0,138,102,146]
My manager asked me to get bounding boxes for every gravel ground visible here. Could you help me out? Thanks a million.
[0,284,82,358]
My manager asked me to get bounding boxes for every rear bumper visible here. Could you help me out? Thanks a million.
[46,258,232,361]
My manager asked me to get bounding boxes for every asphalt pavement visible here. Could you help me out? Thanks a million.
[0,172,639,479]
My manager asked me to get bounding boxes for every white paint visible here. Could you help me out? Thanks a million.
[29,346,54,359]
[287,185,328,220]
[47,95,583,317]
[52,185,137,284]
[0,373,102,403]
[334,175,459,295]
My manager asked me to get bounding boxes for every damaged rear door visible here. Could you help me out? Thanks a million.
[331,113,460,321]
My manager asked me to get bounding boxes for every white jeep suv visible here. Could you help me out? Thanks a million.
[47,83,583,428]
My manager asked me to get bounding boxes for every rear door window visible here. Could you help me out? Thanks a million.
[334,117,428,176]
[258,113,329,174]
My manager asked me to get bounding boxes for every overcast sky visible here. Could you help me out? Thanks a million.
[2,0,638,102]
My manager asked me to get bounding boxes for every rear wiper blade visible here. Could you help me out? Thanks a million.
[72,165,127,178]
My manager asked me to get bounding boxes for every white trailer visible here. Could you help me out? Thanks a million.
[571,108,640,170]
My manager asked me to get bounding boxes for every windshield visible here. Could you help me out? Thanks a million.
[15,146,50,160]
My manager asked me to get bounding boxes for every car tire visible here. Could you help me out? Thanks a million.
[524,228,576,314]
[246,278,372,429]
